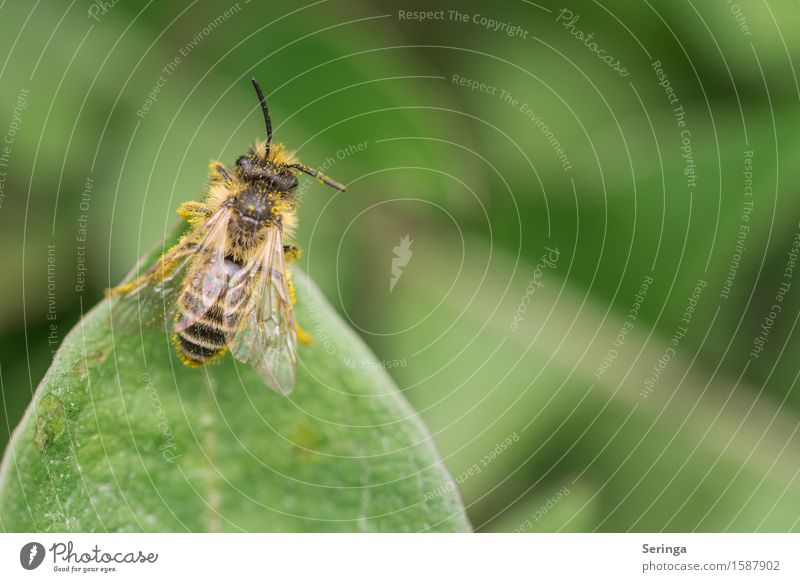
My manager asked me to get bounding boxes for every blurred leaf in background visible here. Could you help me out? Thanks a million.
[2,0,800,531]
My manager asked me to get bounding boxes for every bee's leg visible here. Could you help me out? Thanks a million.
[285,265,313,345]
[283,244,302,263]
[107,253,174,297]
[110,196,209,298]
[107,277,145,297]
[296,322,313,346]
[208,160,231,183]
[177,200,211,224]
[108,269,160,297]
[106,239,194,297]
[111,200,205,297]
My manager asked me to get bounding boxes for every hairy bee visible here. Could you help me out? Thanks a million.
[110,78,346,395]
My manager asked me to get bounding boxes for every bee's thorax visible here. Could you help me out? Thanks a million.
[234,188,274,222]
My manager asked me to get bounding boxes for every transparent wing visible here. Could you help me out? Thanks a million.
[172,218,232,333]
[228,227,298,395]
[109,206,232,333]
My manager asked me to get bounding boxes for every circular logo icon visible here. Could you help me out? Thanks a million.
[19,542,45,570]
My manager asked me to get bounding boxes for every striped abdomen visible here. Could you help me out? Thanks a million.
[175,256,249,365]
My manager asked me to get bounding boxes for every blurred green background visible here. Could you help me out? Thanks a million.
[2,0,800,531]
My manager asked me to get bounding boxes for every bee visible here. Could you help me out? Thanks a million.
[109,78,346,395]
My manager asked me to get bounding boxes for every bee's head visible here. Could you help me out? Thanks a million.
[235,155,298,192]
[232,154,298,228]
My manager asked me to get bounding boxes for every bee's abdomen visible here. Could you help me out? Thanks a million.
[176,307,230,364]
[175,256,248,365]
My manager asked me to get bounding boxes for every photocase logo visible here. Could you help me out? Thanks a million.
[390,234,413,292]
[19,542,46,570]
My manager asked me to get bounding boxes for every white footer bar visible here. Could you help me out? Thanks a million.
[1,533,797,580]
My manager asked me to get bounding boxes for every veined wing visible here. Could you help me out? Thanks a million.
[109,205,232,332]
[227,227,298,395]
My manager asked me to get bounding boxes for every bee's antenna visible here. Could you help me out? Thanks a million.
[251,77,273,154]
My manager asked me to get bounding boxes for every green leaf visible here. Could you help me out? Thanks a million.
[0,235,470,532]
